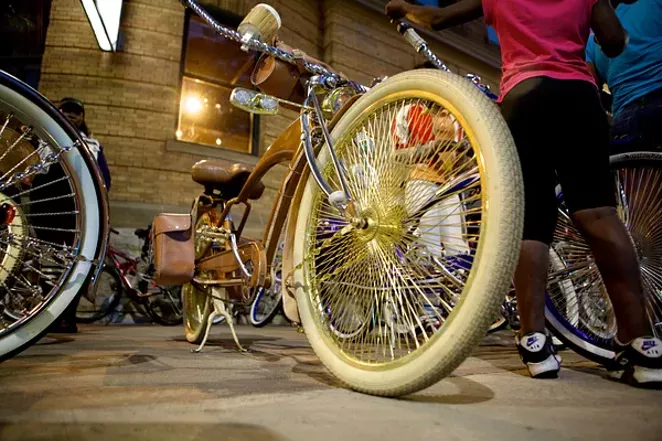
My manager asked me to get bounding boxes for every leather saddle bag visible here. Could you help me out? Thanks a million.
[152,213,194,286]
[251,40,338,106]
[251,41,307,105]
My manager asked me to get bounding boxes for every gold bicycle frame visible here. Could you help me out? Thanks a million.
[193,95,361,323]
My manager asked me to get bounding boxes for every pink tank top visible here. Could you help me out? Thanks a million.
[483,0,598,101]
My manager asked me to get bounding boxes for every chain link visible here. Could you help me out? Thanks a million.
[0,141,78,192]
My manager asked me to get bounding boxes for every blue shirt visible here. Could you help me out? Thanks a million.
[585,0,662,117]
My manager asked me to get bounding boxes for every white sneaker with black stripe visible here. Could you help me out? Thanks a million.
[516,332,561,379]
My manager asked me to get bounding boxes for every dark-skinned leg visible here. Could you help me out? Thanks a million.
[571,207,649,343]
[500,78,558,338]
[514,240,550,336]
[555,81,662,387]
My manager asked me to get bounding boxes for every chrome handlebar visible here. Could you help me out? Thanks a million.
[179,0,366,93]
[395,22,450,72]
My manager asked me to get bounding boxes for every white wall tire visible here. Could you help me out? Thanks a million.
[0,78,102,361]
[292,70,523,396]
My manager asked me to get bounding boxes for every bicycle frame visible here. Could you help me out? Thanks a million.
[191,94,361,321]
[105,246,139,292]
[105,226,161,299]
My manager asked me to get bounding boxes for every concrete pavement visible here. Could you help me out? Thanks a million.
[0,325,660,441]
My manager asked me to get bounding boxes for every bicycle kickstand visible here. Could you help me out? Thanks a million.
[192,289,248,353]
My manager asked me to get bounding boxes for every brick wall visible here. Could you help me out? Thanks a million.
[40,0,501,234]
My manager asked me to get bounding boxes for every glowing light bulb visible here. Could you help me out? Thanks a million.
[184,96,203,114]
[215,138,222,146]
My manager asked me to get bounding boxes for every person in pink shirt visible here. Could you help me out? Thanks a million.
[386,0,661,387]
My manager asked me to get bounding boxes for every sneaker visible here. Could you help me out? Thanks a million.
[516,332,561,379]
[48,320,78,334]
[609,337,662,389]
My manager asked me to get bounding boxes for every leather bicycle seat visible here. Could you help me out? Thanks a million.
[191,160,265,200]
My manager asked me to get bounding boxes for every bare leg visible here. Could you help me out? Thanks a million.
[513,240,550,335]
[572,207,649,343]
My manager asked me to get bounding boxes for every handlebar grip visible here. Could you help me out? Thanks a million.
[403,28,426,52]
[110,228,120,235]
[392,20,425,52]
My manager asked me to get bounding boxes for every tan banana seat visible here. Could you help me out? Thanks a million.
[191,160,265,200]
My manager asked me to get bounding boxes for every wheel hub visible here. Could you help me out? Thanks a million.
[352,205,406,245]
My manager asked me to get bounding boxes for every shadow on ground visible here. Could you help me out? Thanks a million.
[403,376,495,405]
[0,422,289,441]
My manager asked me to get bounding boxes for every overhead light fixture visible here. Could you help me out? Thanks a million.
[185,96,203,115]
[80,0,124,52]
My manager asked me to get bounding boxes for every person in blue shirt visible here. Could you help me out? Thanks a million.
[586,0,662,152]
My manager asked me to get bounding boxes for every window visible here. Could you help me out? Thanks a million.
[177,9,259,155]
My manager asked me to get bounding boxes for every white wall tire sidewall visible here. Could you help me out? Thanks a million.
[249,289,265,326]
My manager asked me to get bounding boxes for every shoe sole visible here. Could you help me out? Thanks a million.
[526,355,561,379]
[610,367,662,390]
[532,370,559,379]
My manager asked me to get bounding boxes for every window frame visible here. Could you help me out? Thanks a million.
[176,7,260,157]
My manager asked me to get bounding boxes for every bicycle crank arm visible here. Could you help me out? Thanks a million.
[192,277,244,287]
